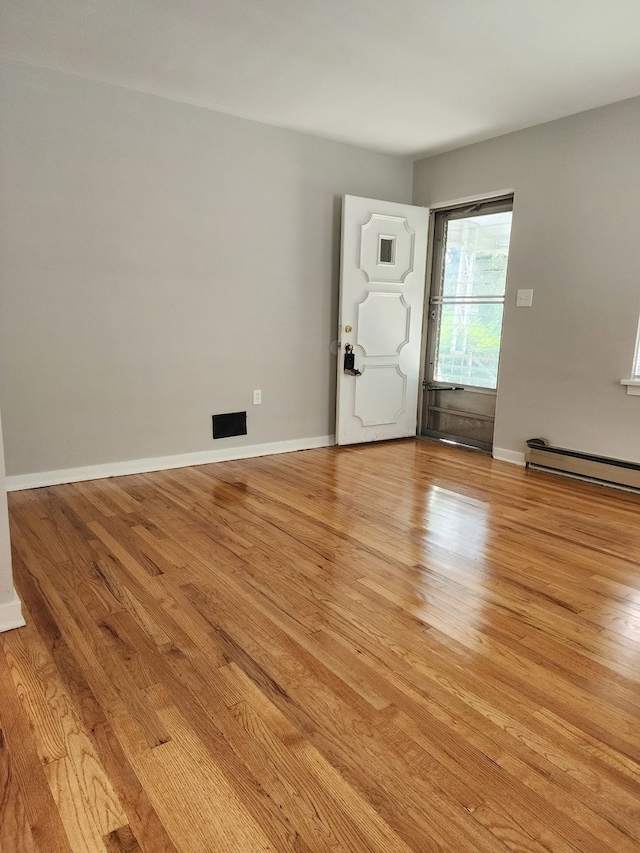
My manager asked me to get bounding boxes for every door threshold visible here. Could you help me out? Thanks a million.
[417,435,492,457]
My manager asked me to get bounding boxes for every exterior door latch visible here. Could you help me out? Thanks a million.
[343,344,362,376]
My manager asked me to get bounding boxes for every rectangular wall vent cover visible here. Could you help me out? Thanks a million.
[212,411,247,440]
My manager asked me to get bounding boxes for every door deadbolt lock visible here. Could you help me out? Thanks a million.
[343,343,361,376]
[344,325,353,333]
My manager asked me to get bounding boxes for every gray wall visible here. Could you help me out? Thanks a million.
[0,60,412,476]
[5,58,638,473]
[413,97,640,461]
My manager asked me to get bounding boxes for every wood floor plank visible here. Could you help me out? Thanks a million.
[0,723,38,853]
[44,755,110,853]
[2,621,128,839]
[1,629,68,766]
[470,801,555,853]
[2,440,640,852]
[0,645,73,853]
[218,700,416,853]
[11,553,180,853]
[126,703,279,853]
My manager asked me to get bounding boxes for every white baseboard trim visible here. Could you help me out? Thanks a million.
[492,447,526,466]
[0,590,26,633]
[6,434,336,492]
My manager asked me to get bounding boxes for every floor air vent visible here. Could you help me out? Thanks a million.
[525,438,640,490]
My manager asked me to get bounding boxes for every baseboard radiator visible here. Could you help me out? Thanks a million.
[525,438,640,490]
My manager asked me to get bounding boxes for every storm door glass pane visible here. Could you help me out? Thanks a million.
[435,302,505,388]
[435,210,512,389]
[442,212,512,298]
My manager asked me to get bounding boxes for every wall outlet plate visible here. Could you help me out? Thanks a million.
[253,390,262,405]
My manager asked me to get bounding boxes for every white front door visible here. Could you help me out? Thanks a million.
[336,195,429,446]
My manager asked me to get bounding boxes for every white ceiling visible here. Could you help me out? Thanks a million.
[2,0,640,157]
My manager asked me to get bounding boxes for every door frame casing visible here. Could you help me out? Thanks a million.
[417,190,515,441]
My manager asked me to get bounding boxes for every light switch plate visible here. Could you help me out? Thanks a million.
[516,289,534,307]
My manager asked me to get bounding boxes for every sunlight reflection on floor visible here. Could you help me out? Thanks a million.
[423,485,490,560]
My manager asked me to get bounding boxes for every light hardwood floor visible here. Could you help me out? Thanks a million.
[1,439,640,852]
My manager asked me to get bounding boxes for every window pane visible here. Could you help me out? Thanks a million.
[443,212,512,298]
[379,236,395,264]
[435,302,504,389]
